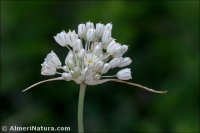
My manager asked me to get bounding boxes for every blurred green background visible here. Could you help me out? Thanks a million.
[1,1,199,132]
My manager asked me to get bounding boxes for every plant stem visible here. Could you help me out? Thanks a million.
[78,84,86,133]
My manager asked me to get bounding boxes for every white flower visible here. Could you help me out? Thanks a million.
[86,21,94,30]
[44,51,61,67]
[78,24,86,38]
[101,63,110,74]
[78,48,85,58]
[94,61,104,72]
[105,23,112,31]
[102,29,111,43]
[54,31,67,47]
[64,30,78,47]
[73,39,83,51]
[117,68,132,80]
[65,51,74,64]
[43,22,133,84]
[96,23,105,38]
[109,58,121,68]
[86,28,96,42]
[107,40,121,54]
[118,57,132,67]
[93,43,102,56]
[41,62,57,75]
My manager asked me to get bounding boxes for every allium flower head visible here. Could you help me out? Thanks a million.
[43,22,133,85]
[23,21,167,94]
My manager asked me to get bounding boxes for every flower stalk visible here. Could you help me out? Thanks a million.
[78,84,86,133]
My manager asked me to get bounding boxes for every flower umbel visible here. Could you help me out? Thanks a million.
[23,22,167,133]
[40,22,137,85]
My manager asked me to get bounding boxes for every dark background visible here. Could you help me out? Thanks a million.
[1,1,199,132]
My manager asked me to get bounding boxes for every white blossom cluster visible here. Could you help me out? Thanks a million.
[41,22,132,85]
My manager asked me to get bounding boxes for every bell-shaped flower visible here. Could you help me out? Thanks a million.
[73,39,83,51]
[105,23,112,31]
[65,30,78,47]
[54,31,68,47]
[65,51,74,65]
[78,48,85,58]
[118,57,132,67]
[117,68,132,80]
[101,63,110,74]
[41,62,57,75]
[86,28,96,42]
[109,58,121,68]
[102,29,111,43]
[94,61,104,72]
[78,24,86,38]
[107,40,121,54]
[44,51,61,68]
[96,23,105,38]
[86,21,94,30]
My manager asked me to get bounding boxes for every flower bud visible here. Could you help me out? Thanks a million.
[102,29,111,43]
[54,31,67,47]
[62,72,72,81]
[101,63,110,74]
[118,57,132,67]
[73,39,83,51]
[86,28,96,42]
[96,23,105,37]
[78,48,85,58]
[44,51,61,67]
[94,61,104,72]
[105,23,112,31]
[117,68,132,80]
[78,24,86,38]
[86,21,94,30]
[109,58,121,68]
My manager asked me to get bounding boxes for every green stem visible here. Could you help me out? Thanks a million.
[78,84,86,133]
